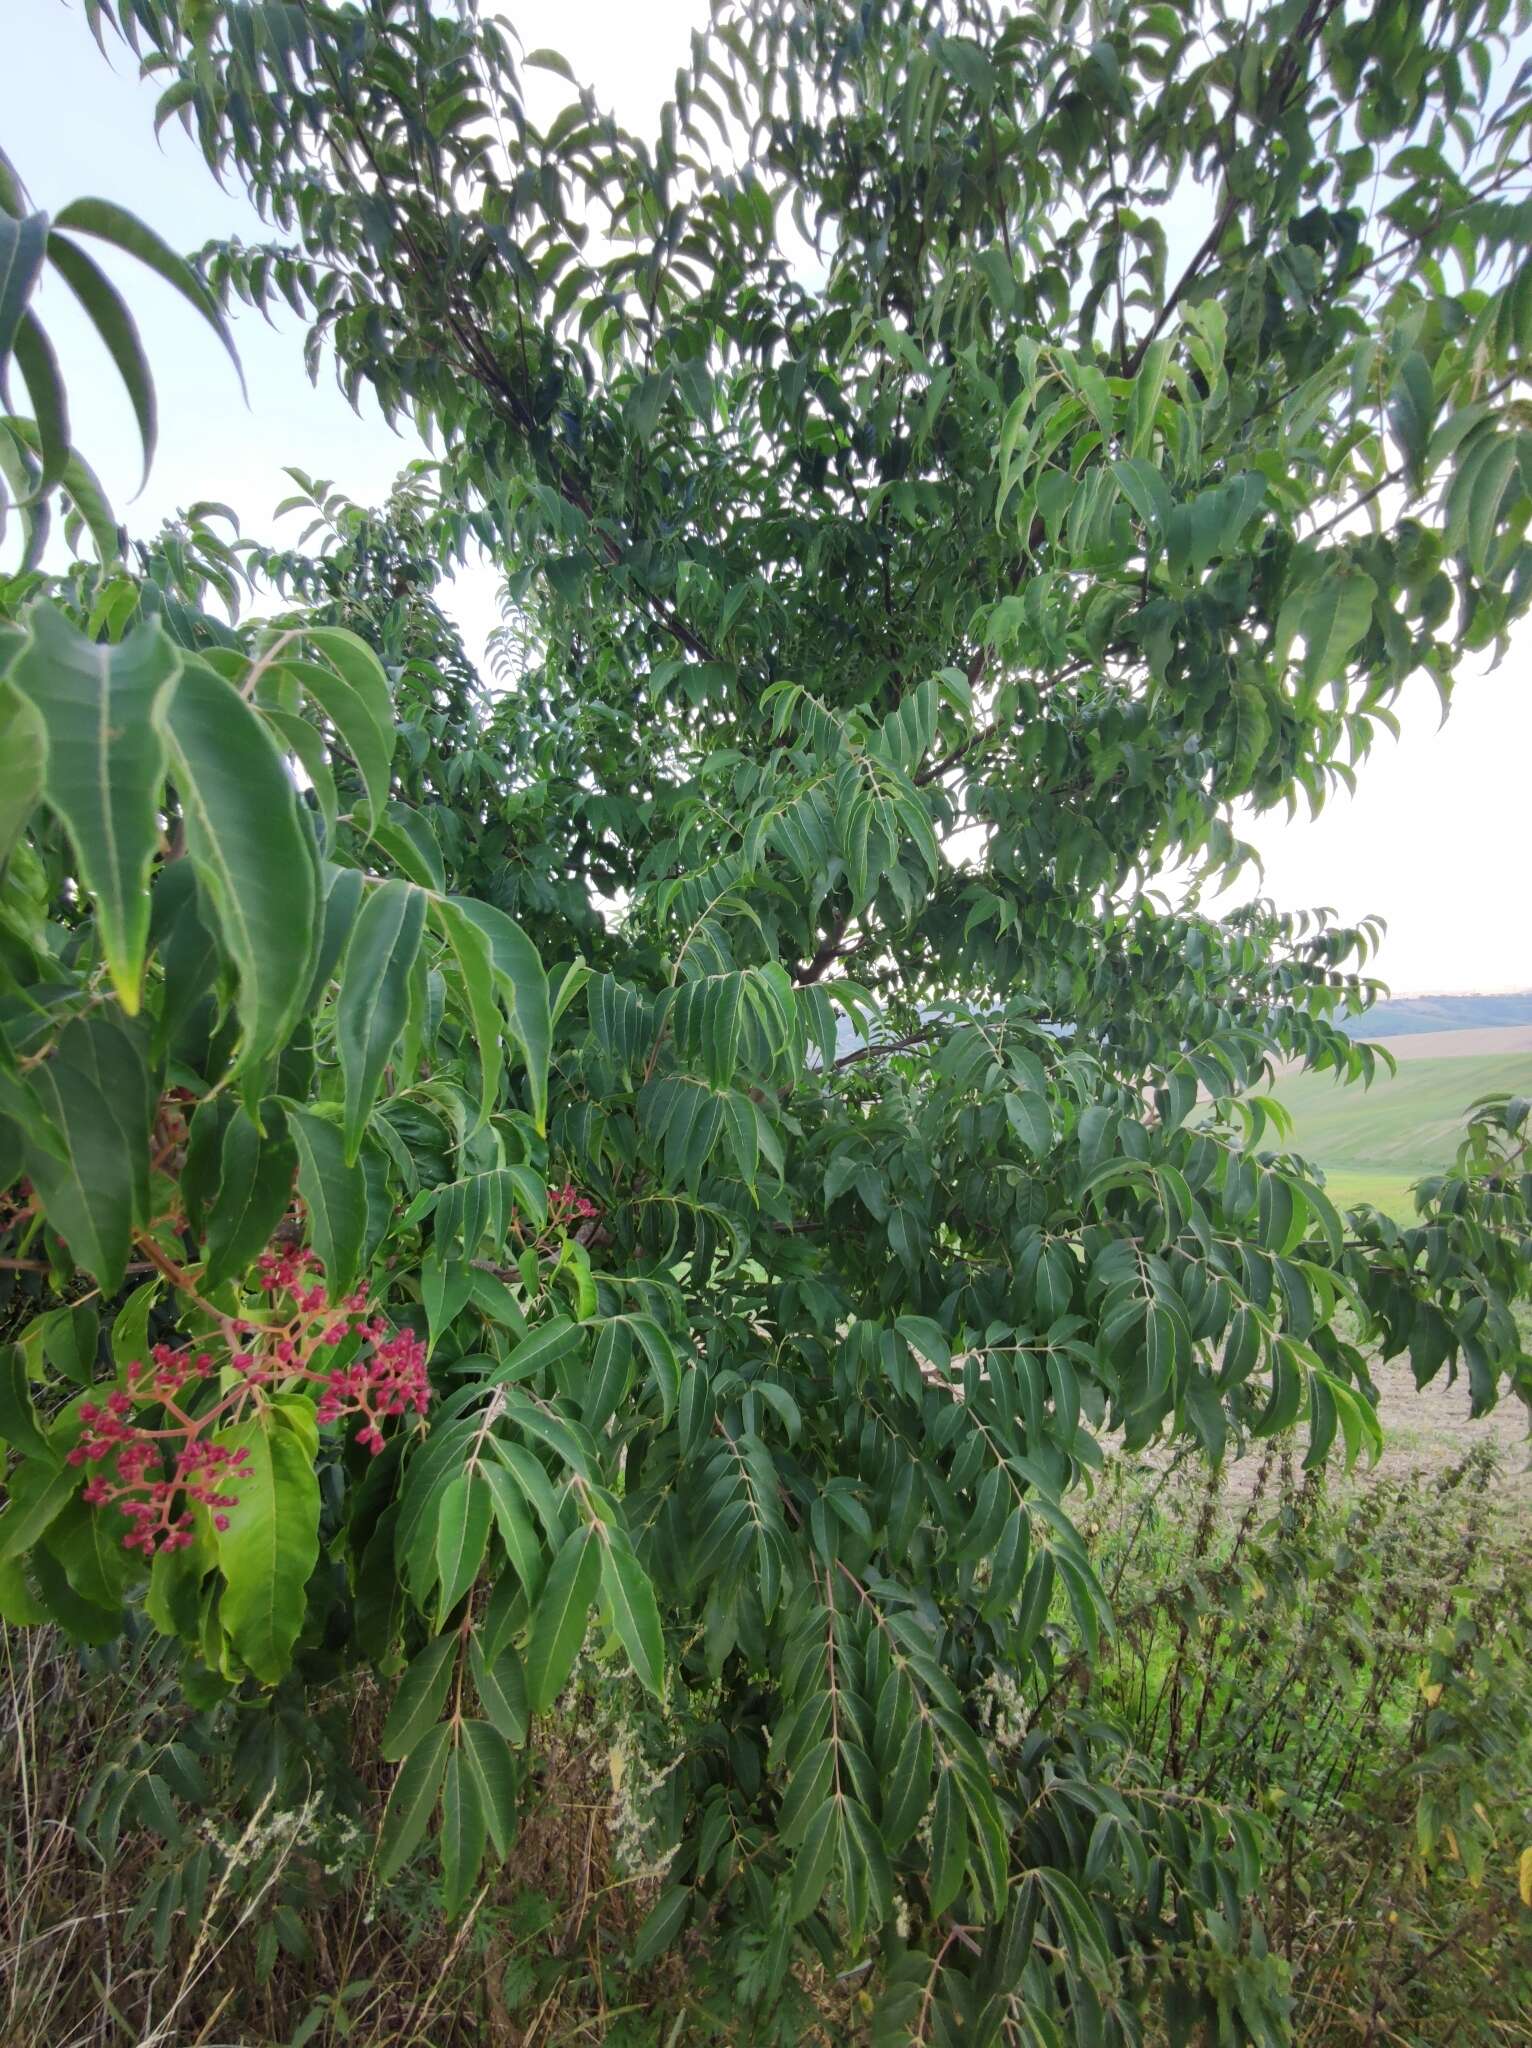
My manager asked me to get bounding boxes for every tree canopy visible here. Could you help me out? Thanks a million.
[1,1,1530,2039]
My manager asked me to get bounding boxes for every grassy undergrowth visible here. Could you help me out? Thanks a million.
[3,1440,1529,2047]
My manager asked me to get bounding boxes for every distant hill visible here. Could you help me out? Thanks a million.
[1341,991,1532,1037]
[828,991,1532,1063]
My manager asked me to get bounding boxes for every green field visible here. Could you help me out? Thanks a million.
[1266,1049,1532,1220]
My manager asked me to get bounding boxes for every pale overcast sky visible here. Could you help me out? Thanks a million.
[10,0,1529,996]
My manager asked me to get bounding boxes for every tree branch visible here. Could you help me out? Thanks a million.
[833,1027,938,1069]
[793,908,854,985]
[1121,0,1345,377]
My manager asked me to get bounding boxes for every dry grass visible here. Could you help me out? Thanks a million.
[0,1627,683,2048]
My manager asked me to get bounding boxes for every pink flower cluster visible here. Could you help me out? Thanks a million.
[549,1182,600,1227]
[70,1390,250,1553]
[243,1247,431,1451]
[311,1327,431,1453]
[68,1242,432,1556]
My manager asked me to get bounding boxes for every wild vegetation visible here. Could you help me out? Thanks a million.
[2,1,1531,2043]
[6,1435,1526,2047]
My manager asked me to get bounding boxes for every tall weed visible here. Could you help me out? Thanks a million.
[1091,1445,1532,2045]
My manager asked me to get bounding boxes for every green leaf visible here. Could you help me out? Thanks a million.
[928,1769,968,1917]
[487,1437,567,1553]
[1005,1091,1052,1156]
[377,1719,450,1882]
[628,1315,682,1424]
[0,678,45,864]
[598,1529,665,1697]
[13,310,69,494]
[439,1748,487,1916]
[479,1457,547,1604]
[420,1250,472,1359]
[299,628,396,744]
[433,898,504,1136]
[47,232,157,488]
[881,1723,933,1849]
[44,1492,132,1612]
[41,1302,98,1386]
[583,1317,634,1431]
[22,1011,150,1291]
[1279,570,1377,696]
[469,1632,529,1742]
[381,1634,458,1761]
[305,862,365,1007]
[212,1407,321,1683]
[486,1315,583,1388]
[288,1109,369,1300]
[0,211,47,371]
[525,47,578,82]
[111,1280,158,1375]
[0,1459,79,1567]
[161,655,319,1070]
[7,604,180,1011]
[444,897,550,1133]
[26,1548,118,1645]
[264,708,336,850]
[52,196,243,395]
[372,804,444,890]
[459,1719,519,1860]
[434,1471,493,1626]
[1036,1866,1114,1975]
[1127,338,1171,459]
[2,421,121,562]
[337,879,426,1161]
[631,1884,691,1967]
[58,444,120,561]
[0,1343,51,1460]
[1464,436,1519,573]
[202,1104,296,1288]
[788,1798,839,1923]
[524,1522,600,1714]
[1111,456,1173,537]
[279,654,394,836]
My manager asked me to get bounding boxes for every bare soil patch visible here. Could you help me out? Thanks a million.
[1369,1023,1532,1060]
[1218,1355,1532,1513]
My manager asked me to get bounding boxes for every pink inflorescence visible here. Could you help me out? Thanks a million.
[70,1392,249,1553]
[69,1241,432,1554]
[313,1322,431,1452]
[549,1182,600,1227]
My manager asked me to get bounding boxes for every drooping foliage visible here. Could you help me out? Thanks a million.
[1,0,1530,2038]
